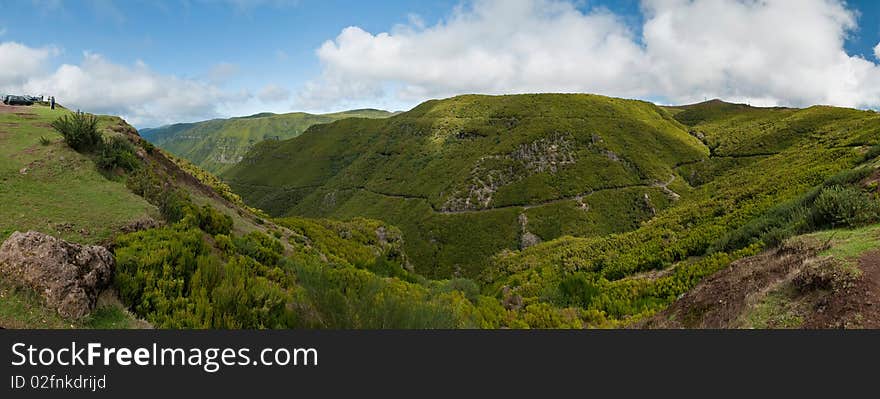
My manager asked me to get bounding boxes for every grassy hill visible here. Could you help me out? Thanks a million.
[0,105,155,245]
[5,95,880,329]
[224,94,711,277]
[141,109,393,174]
[225,95,880,326]
[0,103,544,329]
[482,100,880,325]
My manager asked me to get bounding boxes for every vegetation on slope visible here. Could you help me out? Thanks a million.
[0,104,155,245]
[226,96,880,326]
[225,94,708,277]
[141,109,393,174]
[1,103,587,329]
[4,96,880,329]
[483,102,880,325]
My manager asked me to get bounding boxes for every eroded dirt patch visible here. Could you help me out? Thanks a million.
[803,250,880,328]
[641,242,819,328]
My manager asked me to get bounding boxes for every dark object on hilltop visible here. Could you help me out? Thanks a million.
[0,231,115,319]
[2,95,34,106]
[50,96,55,110]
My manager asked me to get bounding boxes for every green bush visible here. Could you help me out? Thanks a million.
[51,111,102,152]
[96,136,140,172]
[813,185,880,228]
[194,205,233,236]
[159,189,192,223]
[557,272,600,308]
[233,231,284,266]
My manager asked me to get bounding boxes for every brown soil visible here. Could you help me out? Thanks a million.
[0,104,32,114]
[641,243,819,328]
[803,250,880,328]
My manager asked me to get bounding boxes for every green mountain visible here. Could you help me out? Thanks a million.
[140,109,394,174]
[226,94,880,327]
[224,94,710,277]
[0,104,513,329]
[4,95,880,329]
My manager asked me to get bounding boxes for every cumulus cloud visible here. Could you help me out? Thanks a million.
[300,0,880,110]
[258,84,291,102]
[0,44,245,127]
[875,42,880,61]
[0,42,57,86]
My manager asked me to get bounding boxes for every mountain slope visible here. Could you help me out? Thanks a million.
[225,94,710,277]
[0,104,545,329]
[225,96,880,326]
[141,109,393,174]
[642,223,880,328]
[483,101,880,325]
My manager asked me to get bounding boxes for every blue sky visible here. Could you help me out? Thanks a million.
[2,0,880,127]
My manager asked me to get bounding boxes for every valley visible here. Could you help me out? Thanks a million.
[2,93,880,329]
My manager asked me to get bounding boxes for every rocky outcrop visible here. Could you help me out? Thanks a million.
[0,231,114,319]
[442,132,577,211]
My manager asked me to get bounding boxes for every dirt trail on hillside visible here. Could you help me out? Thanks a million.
[351,174,681,215]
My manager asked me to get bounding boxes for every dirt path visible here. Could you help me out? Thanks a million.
[352,174,681,215]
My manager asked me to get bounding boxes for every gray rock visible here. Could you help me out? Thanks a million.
[0,231,114,319]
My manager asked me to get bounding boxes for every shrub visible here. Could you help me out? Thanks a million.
[158,189,192,223]
[813,185,880,228]
[557,272,600,308]
[141,140,155,154]
[96,136,140,172]
[194,205,233,236]
[38,136,51,146]
[233,232,284,266]
[51,111,102,152]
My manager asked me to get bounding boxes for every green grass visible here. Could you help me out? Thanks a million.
[0,279,144,329]
[0,105,156,244]
[740,286,805,329]
[804,224,880,262]
[141,109,393,175]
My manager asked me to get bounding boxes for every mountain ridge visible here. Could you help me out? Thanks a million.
[140,108,395,174]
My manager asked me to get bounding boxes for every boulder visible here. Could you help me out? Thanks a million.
[0,231,114,319]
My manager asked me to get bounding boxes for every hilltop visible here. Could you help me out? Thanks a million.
[140,108,394,174]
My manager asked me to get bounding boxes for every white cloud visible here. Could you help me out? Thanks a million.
[258,84,291,102]
[875,42,880,61]
[0,42,56,86]
[0,45,247,127]
[300,0,880,110]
